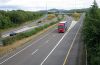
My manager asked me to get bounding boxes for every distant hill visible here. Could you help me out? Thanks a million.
[39,8,88,13]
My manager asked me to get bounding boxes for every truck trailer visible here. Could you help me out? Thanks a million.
[58,21,67,33]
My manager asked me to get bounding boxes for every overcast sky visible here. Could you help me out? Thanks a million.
[0,0,100,11]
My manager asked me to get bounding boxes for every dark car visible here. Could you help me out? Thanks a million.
[9,32,17,36]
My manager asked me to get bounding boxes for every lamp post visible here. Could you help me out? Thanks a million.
[74,0,76,13]
[46,1,48,19]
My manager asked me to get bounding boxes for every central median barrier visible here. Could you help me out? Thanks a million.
[2,22,57,46]
[0,15,65,57]
[2,15,65,46]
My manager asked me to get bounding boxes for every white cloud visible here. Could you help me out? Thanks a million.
[0,0,11,3]
[0,0,100,11]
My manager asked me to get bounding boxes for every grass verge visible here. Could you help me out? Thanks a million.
[0,22,57,57]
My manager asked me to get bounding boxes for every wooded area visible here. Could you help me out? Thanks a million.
[0,10,44,29]
[82,0,100,65]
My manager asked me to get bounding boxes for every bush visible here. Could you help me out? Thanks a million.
[0,10,44,30]
[47,14,56,20]
[82,0,100,65]
[72,12,80,21]
[2,21,57,46]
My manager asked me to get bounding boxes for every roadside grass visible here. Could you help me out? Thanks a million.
[71,12,81,21]
[0,20,34,33]
[0,15,65,57]
[0,14,45,33]
[0,23,57,57]
[47,14,56,20]
[2,15,59,46]
[2,22,56,46]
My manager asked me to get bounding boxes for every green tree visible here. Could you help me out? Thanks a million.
[0,14,12,29]
[0,10,44,30]
[83,0,100,47]
[83,0,100,65]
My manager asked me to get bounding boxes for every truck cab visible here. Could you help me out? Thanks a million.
[58,21,67,33]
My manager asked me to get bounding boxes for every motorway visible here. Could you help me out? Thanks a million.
[1,15,48,38]
[0,14,85,65]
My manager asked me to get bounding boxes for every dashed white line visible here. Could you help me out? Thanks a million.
[0,29,55,65]
[40,20,78,65]
[32,49,39,55]
[40,29,70,65]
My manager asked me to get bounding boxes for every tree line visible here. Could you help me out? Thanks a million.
[0,10,44,29]
[82,0,100,65]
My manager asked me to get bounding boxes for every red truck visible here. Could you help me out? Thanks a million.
[58,21,67,33]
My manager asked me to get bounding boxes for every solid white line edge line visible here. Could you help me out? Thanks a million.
[0,30,55,65]
[40,19,78,65]
[40,20,76,65]
[63,20,82,65]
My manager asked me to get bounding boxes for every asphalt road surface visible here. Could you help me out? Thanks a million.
[1,15,47,38]
[0,13,85,65]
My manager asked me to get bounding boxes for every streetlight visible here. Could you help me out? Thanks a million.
[74,0,77,13]
[45,0,48,19]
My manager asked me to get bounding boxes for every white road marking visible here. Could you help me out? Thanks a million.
[0,30,55,65]
[69,21,77,30]
[0,20,77,64]
[40,29,70,65]
[40,21,77,65]
[63,21,82,65]
[0,44,32,65]
[32,49,39,55]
